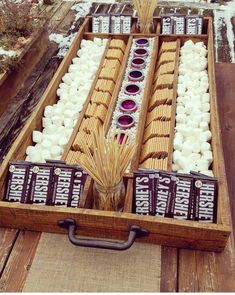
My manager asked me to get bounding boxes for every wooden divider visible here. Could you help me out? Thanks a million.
[167,39,180,170]
[62,35,134,210]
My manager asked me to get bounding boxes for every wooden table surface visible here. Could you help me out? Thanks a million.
[0,1,235,292]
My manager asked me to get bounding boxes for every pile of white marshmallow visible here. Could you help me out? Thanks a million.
[25,38,107,163]
[173,40,213,177]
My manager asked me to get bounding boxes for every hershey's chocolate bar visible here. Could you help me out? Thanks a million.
[70,168,85,208]
[156,171,176,217]
[173,14,185,35]
[170,174,194,220]
[161,14,174,34]
[110,14,121,34]
[92,15,110,33]
[4,162,30,203]
[27,164,54,205]
[120,14,131,34]
[134,172,152,215]
[51,166,75,207]
[193,177,217,223]
[185,15,202,35]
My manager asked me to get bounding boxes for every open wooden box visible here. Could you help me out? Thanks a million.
[0,17,231,252]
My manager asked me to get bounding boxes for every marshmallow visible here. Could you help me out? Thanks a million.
[51,146,63,156]
[26,146,37,156]
[64,118,74,128]
[196,159,209,171]
[41,140,52,149]
[58,137,68,147]
[42,117,52,128]
[201,112,210,123]
[32,131,43,144]
[202,150,213,164]
[44,105,54,118]
[204,130,212,141]
[41,149,52,160]
[51,116,63,126]
[200,142,211,152]
[25,156,31,162]
[199,121,209,131]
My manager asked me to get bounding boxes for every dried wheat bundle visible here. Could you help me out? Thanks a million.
[78,128,135,188]
[133,0,157,33]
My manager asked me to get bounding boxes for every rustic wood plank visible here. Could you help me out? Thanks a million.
[216,63,235,228]
[0,228,19,276]
[160,247,178,292]
[0,231,41,292]
[48,1,75,33]
[177,63,235,292]
[0,28,49,116]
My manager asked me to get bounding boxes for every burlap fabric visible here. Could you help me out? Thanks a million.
[23,233,161,292]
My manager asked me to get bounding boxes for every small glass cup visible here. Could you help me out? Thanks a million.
[93,180,126,211]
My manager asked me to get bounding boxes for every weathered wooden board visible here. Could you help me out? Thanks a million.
[0,28,49,116]
[0,231,41,292]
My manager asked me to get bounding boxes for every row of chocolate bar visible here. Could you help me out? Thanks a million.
[134,169,217,223]
[4,160,86,207]
[92,14,132,34]
[161,13,203,35]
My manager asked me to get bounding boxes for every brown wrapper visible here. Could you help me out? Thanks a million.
[110,13,121,34]
[70,167,86,208]
[185,15,202,35]
[51,166,75,207]
[170,173,194,220]
[161,14,174,34]
[134,171,152,215]
[173,14,185,34]
[193,176,218,223]
[156,171,177,217]
[26,164,54,205]
[4,161,31,203]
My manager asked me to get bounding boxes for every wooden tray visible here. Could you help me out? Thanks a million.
[0,17,231,252]
[0,27,49,116]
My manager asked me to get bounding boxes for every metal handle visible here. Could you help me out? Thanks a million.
[58,218,149,251]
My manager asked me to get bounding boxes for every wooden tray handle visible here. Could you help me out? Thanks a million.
[58,219,149,251]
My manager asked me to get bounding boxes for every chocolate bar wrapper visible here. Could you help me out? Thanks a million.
[193,176,218,223]
[92,14,110,34]
[173,14,185,34]
[156,171,177,217]
[26,164,54,205]
[46,160,66,165]
[120,14,132,34]
[110,13,121,34]
[135,169,159,215]
[161,14,174,34]
[4,161,31,203]
[185,15,201,35]
[70,167,86,208]
[134,171,152,215]
[170,173,194,220]
[51,165,75,207]
[190,171,215,179]
[197,16,203,35]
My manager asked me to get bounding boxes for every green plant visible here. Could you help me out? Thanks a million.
[0,0,39,37]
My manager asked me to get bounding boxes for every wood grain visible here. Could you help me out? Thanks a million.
[0,28,49,116]
[177,63,235,292]
[0,231,41,292]
[160,247,178,292]
[0,228,18,276]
